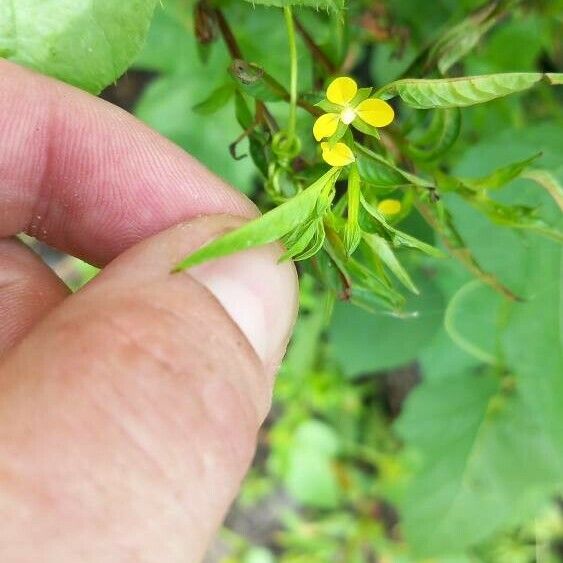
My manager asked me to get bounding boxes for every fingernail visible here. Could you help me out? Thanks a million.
[189,243,298,369]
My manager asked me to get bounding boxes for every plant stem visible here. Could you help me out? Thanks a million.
[284,6,298,140]
[213,8,242,59]
[416,199,520,301]
[213,7,279,131]
[294,17,336,74]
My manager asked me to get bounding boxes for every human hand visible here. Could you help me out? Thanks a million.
[0,60,297,561]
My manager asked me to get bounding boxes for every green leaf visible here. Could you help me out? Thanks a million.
[364,234,419,294]
[173,168,341,271]
[242,0,345,10]
[463,153,543,191]
[401,0,512,77]
[545,72,563,85]
[356,144,434,189]
[467,197,563,243]
[361,196,444,258]
[376,73,558,109]
[446,123,563,293]
[192,83,235,115]
[235,91,254,130]
[229,60,288,102]
[444,280,502,366]
[328,271,444,376]
[432,2,500,75]
[285,420,340,509]
[343,165,361,255]
[523,169,563,210]
[407,109,462,162]
[350,116,381,140]
[396,372,563,556]
[503,235,563,457]
[1,0,157,93]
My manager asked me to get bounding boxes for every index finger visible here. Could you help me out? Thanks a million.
[0,60,256,266]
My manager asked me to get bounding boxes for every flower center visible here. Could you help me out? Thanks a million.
[340,107,356,125]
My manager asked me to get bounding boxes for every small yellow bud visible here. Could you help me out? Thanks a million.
[377,198,402,216]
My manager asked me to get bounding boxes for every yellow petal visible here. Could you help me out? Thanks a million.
[313,113,340,141]
[377,199,402,216]
[356,98,395,128]
[321,142,355,167]
[326,77,358,106]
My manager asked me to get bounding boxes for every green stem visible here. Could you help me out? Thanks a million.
[284,6,298,140]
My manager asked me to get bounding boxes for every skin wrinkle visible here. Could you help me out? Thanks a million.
[25,92,56,241]
[2,280,261,475]
[0,239,69,353]
[0,287,260,559]
[78,268,268,418]
[87,304,258,483]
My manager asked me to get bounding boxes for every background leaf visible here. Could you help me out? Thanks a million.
[396,372,562,556]
[329,270,444,377]
[284,421,340,509]
[1,0,157,93]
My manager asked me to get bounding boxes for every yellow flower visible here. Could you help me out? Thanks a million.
[321,142,355,167]
[313,77,395,142]
[377,199,402,216]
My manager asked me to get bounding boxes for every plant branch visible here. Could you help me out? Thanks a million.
[416,199,520,301]
[213,7,278,131]
[213,8,242,59]
[294,17,337,74]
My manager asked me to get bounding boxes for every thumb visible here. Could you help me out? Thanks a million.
[0,215,297,562]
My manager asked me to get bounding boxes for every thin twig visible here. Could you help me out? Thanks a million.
[294,17,337,74]
[213,8,242,59]
[416,200,520,301]
[213,8,279,131]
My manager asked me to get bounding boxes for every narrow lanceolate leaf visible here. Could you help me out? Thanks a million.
[361,197,444,258]
[403,0,510,77]
[173,168,341,271]
[242,0,346,10]
[356,145,434,188]
[407,109,462,162]
[376,73,560,109]
[437,153,543,193]
[0,0,158,93]
[343,165,362,255]
[468,198,563,243]
[365,234,419,294]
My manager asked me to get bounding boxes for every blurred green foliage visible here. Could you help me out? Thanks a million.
[130,1,561,559]
[7,0,562,560]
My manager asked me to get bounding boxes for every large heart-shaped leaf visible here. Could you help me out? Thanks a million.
[396,371,563,556]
